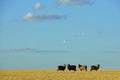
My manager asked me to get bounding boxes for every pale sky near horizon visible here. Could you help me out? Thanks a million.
[0,0,120,69]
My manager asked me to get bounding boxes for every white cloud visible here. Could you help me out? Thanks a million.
[63,40,67,44]
[80,32,88,36]
[34,2,41,10]
[0,48,71,53]
[23,13,66,21]
[58,0,93,5]
[104,50,120,54]
[23,13,33,20]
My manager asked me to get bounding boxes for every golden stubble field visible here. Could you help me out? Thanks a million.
[0,70,120,80]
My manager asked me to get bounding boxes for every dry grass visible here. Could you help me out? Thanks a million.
[0,69,120,80]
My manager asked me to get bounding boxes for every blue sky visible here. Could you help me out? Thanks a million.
[0,0,120,69]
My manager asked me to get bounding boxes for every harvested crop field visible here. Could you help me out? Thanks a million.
[0,70,120,80]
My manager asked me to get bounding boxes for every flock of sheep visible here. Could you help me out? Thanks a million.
[57,64,100,71]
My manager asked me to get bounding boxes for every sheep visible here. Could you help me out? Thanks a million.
[67,64,76,71]
[90,64,100,71]
[57,64,66,71]
[78,64,87,71]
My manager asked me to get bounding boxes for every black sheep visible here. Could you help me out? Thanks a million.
[67,64,76,71]
[57,64,66,71]
[90,64,100,71]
